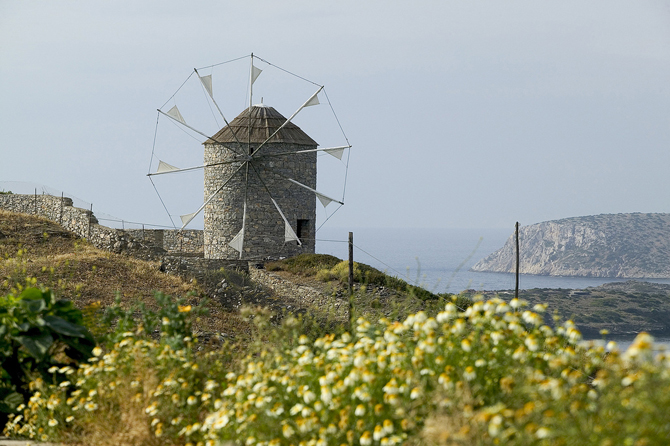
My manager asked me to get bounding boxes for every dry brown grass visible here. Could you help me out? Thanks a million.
[0,210,248,339]
[61,350,165,446]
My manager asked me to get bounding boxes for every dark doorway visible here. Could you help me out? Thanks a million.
[296,219,310,244]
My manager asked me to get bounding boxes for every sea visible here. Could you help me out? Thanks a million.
[316,227,670,348]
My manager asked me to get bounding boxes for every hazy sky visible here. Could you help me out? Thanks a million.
[2,0,669,231]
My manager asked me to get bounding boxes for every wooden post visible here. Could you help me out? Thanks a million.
[515,222,520,299]
[59,192,64,224]
[34,188,37,215]
[348,231,354,331]
[88,204,93,240]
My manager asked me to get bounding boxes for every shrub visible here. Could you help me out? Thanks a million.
[3,290,214,444]
[266,254,341,276]
[0,287,95,426]
[6,295,670,446]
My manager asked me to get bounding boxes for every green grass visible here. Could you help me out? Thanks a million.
[267,253,446,301]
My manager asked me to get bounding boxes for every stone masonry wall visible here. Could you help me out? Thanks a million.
[125,229,204,255]
[248,265,346,320]
[0,194,208,258]
[204,142,317,260]
[0,194,163,260]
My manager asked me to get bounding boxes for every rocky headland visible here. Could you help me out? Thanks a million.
[471,213,670,278]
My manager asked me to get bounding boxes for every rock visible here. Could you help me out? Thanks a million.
[472,213,670,278]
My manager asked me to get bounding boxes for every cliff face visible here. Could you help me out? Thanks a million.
[471,213,670,278]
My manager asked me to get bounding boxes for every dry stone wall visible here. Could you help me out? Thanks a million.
[0,194,163,260]
[248,266,346,320]
[125,229,204,255]
[0,194,252,278]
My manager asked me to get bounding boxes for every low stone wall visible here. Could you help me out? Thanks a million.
[0,194,164,260]
[248,266,347,319]
[161,255,248,276]
[124,229,204,255]
[164,230,204,254]
[0,193,244,277]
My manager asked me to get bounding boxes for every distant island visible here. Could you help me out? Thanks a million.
[471,213,670,278]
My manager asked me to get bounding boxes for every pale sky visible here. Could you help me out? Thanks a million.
[2,0,669,231]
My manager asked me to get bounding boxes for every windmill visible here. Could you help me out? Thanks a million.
[148,54,351,260]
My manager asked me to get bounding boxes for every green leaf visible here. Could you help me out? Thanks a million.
[19,287,43,301]
[21,297,46,313]
[43,315,86,338]
[15,331,53,359]
[64,336,96,360]
[2,392,23,410]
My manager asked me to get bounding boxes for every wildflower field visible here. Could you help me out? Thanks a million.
[2,281,670,446]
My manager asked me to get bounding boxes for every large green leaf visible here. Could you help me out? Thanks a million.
[15,331,53,359]
[64,336,96,360]
[21,297,46,313]
[19,288,43,301]
[0,391,23,413]
[43,315,87,338]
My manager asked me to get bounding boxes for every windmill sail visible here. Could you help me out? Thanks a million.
[156,161,180,174]
[166,105,186,124]
[180,212,197,227]
[200,74,213,97]
[251,65,262,84]
[316,194,334,208]
[284,222,300,243]
[270,198,301,244]
[286,178,344,206]
[229,228,244,253]
[324,147,345,160]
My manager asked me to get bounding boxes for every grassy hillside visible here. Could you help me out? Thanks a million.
[3,210,670,446]
[0,210,245,337]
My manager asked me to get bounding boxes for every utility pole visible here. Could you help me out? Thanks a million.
[515,222,520,299]
[348,231,354,331]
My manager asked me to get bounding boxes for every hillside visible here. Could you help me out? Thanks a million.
[471,213,670,278]
[0,210,450,340]
[0,210,246,338]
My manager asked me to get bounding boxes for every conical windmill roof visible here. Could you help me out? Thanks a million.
[205,105,318,146]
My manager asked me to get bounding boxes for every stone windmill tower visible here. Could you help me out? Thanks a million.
[149,55,350,261]
[202,104,318,260]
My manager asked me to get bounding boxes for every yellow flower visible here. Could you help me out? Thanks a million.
[282,424,295,438]
[84,402,98,411]
[178,305,192,313]
[355,404,366,416]
[48,419,58,427]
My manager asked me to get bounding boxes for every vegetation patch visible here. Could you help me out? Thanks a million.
[4,292,670,446]
[268,254,444,301]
